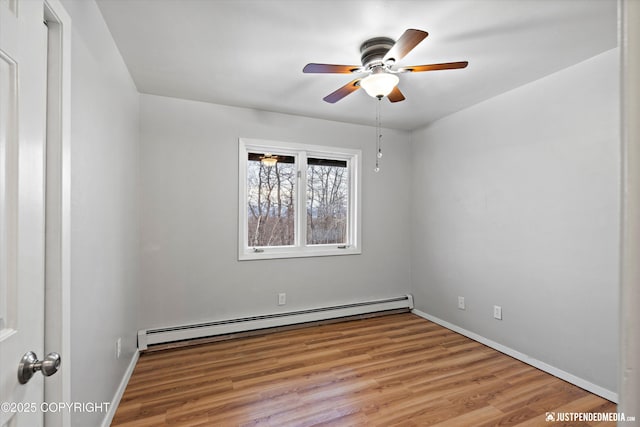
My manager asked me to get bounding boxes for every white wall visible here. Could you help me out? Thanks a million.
[60,1,140,425]
[410,49,620,395]
[138,94,412,330]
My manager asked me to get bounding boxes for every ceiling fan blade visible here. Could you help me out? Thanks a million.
[398,61,469,73]
[387,86,405,103]
[323,79,361,103]
[303,63,363,73]
[383,29,428,63]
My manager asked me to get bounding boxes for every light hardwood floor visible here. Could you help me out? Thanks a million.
[112,313,616,426]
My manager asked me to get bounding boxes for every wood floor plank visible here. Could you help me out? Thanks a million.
[430,405,507,427]
[111,313,616,426]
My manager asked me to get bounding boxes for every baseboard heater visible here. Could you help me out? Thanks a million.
[138,294,414,350]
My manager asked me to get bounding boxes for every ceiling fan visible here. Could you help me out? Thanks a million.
[303,29,468,103]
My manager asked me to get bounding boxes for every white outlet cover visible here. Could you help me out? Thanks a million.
[458,296,465,310]
[493,305,502,320]
[278,293,286,305]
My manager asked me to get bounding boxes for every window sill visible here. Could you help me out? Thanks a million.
[238,245,361,261]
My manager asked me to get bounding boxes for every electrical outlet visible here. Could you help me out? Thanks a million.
[457,296,465,310]
[493,305,502,320]
[116,338,122,359]
[278,293,286,306]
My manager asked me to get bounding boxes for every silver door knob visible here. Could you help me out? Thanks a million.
[17,351,61,384]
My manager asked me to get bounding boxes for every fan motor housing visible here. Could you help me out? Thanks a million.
[360,37,395,68]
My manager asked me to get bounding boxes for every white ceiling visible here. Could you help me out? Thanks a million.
[96,0,617,131]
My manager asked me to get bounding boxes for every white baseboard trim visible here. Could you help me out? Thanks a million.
[411,309,618,403]
[101,350,139,427]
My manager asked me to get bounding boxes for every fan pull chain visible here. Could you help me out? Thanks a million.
[374,98,383,173]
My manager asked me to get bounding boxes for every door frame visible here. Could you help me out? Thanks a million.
[42,1,71,426]
[619,0,640,418]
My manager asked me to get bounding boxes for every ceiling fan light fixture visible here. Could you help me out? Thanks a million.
[359,71,399,99]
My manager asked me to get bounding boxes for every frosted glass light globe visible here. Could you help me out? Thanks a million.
[360,72,399,98]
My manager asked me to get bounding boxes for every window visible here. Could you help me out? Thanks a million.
[239,138,361,260]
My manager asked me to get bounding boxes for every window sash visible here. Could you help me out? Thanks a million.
[306,159,349,246]
[239,138,361,260]
[246,154,297,248]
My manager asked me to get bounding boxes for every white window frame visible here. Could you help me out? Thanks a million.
[239,138,361,260]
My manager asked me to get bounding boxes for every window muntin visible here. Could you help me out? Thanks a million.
[239,139,361,260]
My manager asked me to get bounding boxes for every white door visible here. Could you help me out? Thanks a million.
[1,0,49,426]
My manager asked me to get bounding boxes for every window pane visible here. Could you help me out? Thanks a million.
[306,158,348,245]
[247,153,296,247]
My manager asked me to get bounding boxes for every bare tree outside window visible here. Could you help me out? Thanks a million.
[247,153,296,247]
[307,158,348,245]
